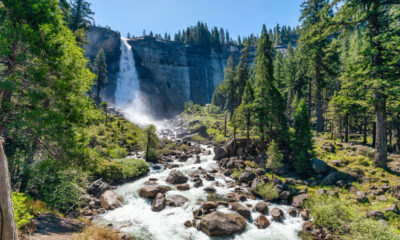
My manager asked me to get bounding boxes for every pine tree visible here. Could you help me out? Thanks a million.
[266,140,283,179]
[234,80,254,141]
[234,40,251,107]
[68,0,94,31]
[93,48,108,102]
[292,99,313,176]
[127,32,131,39]
[225,55,236,117]
[142,125,159,162]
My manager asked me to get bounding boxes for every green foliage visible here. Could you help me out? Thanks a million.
[255,182,280,201]
[12,192,34,229]
[232,168,244,179]
[97,158,149,183]
[266,140,283,175]
[93,48,108,100]
[108,146,127,159]
[141,124,160,162]
[292,99,313,176]
[26,160,84,212]
[68,0,94,31]
[306,195,352,234]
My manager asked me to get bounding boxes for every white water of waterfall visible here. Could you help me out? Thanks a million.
[115,37,157,126]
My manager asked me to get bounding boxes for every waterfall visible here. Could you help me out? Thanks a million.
[115,37,155,126]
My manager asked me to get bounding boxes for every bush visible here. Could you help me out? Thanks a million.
[232,168,244,179]
[306,196,351,235]
[97,158,149,183]
[347,218,400,240]
[26,160,84,213]
[108,147,127,159]
[256,183,280,201]
[12,192,34,229]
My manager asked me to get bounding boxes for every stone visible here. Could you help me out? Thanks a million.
[292,194,309,208]
[377,195,387,202]
[166,170,188,184]
[332,160,342,167]
[151,193,165,212]
[253,214,270,229]
[367,210,385,220]
[194,179,203,188]
[288,208,297,217]
[323,171,340,185]
[270,207,284,222]
[255,202,269,214]
[237,194,247,202]
[99,190,122,210]
[383,204,399,214]
[191,125,209,138]
[165,195,189,207]
[322,142,335,153]
[88,179,111,198]
[302,221,313,232]
[239,170,256,184]
[214,146,228,160]
[193,209,203,219]
[255,168,266,176]
[231,202,251,220]
[356,191,368,203]
[311,158,328,174]
[203,201,217,210]
[139,185,171,198]
[199,211,246,236]
[300,209,310,220]
[184,220,192,228]
[203,187,216,193]
[316,188,327,195]
[177,184,190,191]
[280,191,291,200]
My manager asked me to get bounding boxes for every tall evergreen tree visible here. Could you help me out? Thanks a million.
[93,48,108,102]
[68,0,94,31]
[292,99,313,176]
[234,40,251,107]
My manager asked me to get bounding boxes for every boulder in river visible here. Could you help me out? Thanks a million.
[239,170,256,184]
[255,201,269,214]
[253,214,270,229]
[231,202,251,220]
[165,195,189,207]
[99,190,122,210]
[139,185,171,198]
[214,146,228,160]
[199,211,246,236]
[151,193,165,212]
[270,207,284,222]
[166,170,188,184]
[88,179,111,198]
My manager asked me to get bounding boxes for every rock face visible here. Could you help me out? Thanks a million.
[166,170,188,184]
[199,211,247,236]
[86,27,243,118]
[99,190,122,210]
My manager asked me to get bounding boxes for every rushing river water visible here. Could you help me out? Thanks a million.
[95,127,303,240]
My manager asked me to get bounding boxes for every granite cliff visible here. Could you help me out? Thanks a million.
[85,27,241,118]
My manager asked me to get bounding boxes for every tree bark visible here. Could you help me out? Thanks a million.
[345,114,349,142]
[0,139,18,240]
[363,109,368,145]
[396,112,400,153]
[315,68,324,132]
[372,122,376,147]
[374,96,387,168]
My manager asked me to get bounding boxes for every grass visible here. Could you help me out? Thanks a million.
[96,158,149,183]
[71,225,123,240]
[232,168,244,179]
[255,182,280,202]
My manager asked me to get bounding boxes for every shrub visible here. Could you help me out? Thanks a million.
[232,168,244,179]
[12,192,34,229]
[97,158,149,183]
[347,218,400,240]
[191,134,205,142]
[306,196,351,235]
[26,160,84,213]
[108,146,127,159]
[255,183,280,202]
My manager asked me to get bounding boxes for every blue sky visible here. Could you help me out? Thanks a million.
[88,0,304,39]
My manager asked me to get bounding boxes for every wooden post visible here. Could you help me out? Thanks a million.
[0,138,18,240]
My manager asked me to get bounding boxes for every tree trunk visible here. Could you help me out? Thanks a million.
[372,122,376,147]
[145,132,150,161]
[308,77,312,120]
[224,114,227,137]
[315,72,324,132]
[0,139,18,240]
[363,110,367,145]
[345,114,349,142]
[396,112,400,153]
[374,97,387,168]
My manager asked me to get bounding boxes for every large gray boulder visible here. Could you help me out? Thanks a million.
[139,185,171,198]
[311,158,328,174]
[191,125,209,138]
[270,207,284,222]
[323,171,340,185]
[292,194,310,208]
[166,170,188,184]
[88,179,111,198]
[99,190,122,210]
[255,202,269,214]
[214,146,228,160]
[151,193,166,212]
[253,214,270,229]
[239,170,256,184]
[199,211,246,236]
[165,195,189,207]
[231,202,251,220]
